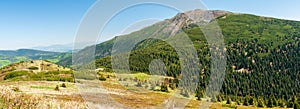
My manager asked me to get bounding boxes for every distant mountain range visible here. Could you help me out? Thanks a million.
[31,42,93,52]
[0,49,70,68]
[31,44,73,53]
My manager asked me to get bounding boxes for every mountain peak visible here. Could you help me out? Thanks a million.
[170,9,230,23]
[184,9,230,19]
[163,10,230,36]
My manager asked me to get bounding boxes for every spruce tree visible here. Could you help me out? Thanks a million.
[226,96,232,105]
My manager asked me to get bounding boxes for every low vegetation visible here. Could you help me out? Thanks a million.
[0,82,85,109]
[0,60,74,82]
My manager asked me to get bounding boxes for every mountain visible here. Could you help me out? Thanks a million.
[0,49,59,56]
[0,60,73,82]
[59,10,230,66]
[0,49,70,68]
[31,44,73,52]
[31,42,92,52]
[58,9,300,108]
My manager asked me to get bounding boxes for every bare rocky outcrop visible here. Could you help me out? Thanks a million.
[162,10,230,36]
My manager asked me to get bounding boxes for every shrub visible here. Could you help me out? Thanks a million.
[99,76,106,81]
[28,66,39,70]
[61,83,67,88]
[135,82,142,87]
[160,84,169,93]
[12,87,20,92]
[55,85,59,91]
[4,71,29,80]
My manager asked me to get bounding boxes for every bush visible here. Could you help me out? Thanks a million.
[4,71,29,80]
[61,83,67,88]
[12,87,20,92]
[160,84,169,93]
[99,76,106,81]
[55,85,59,91]
[28,66,39,70]
[135,82,142,87]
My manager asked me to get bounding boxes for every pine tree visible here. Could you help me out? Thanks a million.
[257,97,265,108]
[277,99,286,108]
[226,96,232,105]
[294,103,300,109]
[267,99,274,108]
[217,95,223,102]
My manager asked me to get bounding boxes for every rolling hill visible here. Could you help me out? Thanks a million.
[0,49,71,68]
[0,60,74,82]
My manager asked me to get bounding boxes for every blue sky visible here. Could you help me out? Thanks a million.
[0,0,300,50]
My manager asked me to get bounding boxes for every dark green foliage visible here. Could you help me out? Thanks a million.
[277,99,286,108]
[195,88,204,100]
[267,99,274,108]
[248,97,256,106]
[28,66,39,70]
[243,98,249,106]
[55,85,59,91]
[61,83,67,88]
[226,96,232,105]
[4,71,29,80]
[287,96,299,108]
[236,99,241,105]
[160,84,169,93]
[257,97,265,107]
[4,70,74,82]
[98,76,107,81]
[12,87,20,92]
[217,95,224,102]
[295,103,300,109]
[135,82,142,87]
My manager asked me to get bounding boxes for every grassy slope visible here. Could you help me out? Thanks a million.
[0,60,74,82]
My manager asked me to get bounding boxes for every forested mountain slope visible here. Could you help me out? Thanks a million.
[94,10,300,108]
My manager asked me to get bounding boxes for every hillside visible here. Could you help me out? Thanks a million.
[0,60,74,82]
[58,10,230,66]
[0,49,70,68]
[88,10,299,108]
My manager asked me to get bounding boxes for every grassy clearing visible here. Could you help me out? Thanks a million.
[0,81,85,109]
[0,71,291,108]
